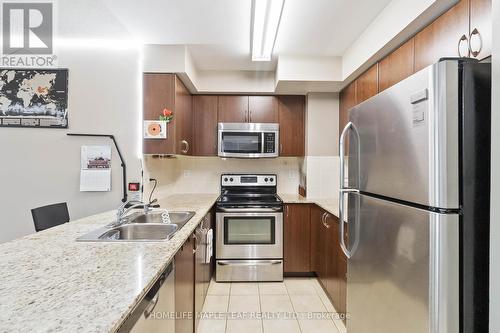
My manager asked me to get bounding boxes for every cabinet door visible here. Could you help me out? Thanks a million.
[339,82,356,140]
[143,73,176,154]
[175,235,195,333]
[379,38,415,92]
[193,95,218,156]
[469,0,491,59]
[356,63,379,104]
[175,77,193,155]
[248,96,278,123]
[283,204,311,273]
[324,213,339,308]
[194,225,206,332]
[218,96,248,123]
[310,205,323,275]
[414,0,470,71]
[278,96,305,157]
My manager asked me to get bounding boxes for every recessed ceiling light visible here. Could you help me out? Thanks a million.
[251,0,285,62]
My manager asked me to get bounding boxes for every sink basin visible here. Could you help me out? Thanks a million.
[76,210,196,242]
[128,210,196,227]
[98,223,178,241]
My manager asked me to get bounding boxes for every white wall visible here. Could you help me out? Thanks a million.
[0,45,142,243]
[303,93,340,199]
[490,1,500,331]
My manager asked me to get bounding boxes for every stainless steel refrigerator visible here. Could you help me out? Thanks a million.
[338,59,490,333]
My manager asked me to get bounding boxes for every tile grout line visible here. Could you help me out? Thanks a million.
[312,277,343,333]
[224,282,231,333]
[258,283,264,333]
[284,278,304,333]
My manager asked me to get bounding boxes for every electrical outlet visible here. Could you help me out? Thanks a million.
[183,170,191,177]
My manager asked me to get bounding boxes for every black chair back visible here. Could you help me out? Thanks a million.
[31,203,70,232]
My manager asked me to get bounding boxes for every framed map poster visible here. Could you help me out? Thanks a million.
[0,68,69,128]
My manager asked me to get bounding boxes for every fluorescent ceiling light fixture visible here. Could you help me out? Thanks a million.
[251,0,285,61]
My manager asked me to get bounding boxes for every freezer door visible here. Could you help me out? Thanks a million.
[346,60,460,209]
[345,193,459,333]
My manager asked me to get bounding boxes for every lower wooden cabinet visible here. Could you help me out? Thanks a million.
[283,204,311,273]
[309,205,347,319]
[174,234,195,333]
[175,211,214,333]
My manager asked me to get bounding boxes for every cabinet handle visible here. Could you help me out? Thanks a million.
[285,205,289,218]
[192,234,198,253]
[181,140,189,154]
[469,28,483,58]
[322,212,330,229]
[280,144,283,154]
[457,34,469,57]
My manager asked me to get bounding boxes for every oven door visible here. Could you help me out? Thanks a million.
[216,211,283,259]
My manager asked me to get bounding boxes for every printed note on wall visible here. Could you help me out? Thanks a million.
[80,146,111,192]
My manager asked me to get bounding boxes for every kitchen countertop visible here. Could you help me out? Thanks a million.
[0,193,218,333]
[279,193,339,217]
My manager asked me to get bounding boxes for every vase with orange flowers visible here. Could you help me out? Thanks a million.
[159,108,174,123]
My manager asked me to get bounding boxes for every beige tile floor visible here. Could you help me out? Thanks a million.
[197,277,347,333]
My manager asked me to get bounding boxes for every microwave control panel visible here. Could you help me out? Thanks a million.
[264,132,276,153]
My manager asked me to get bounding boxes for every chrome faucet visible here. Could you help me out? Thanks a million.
[112,200,145,227]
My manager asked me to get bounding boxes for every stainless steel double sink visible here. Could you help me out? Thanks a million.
[77,210,195,242]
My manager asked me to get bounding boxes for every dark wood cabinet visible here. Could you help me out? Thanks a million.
[356,63,379,104]
[379,38,415,92]
[248,96,278,123]
[217,96,248,123]
[278,95,305,157]
[414,0,470,71]
[175,77,193,155]
[339,82,356,141]
[143,73,176,154]
[283,204,311,273]
[175,235,195,333]
[193,95,218,156]
[194,213,213,332]
[310,206,347,318]
[470,0,491,60]
[143,74,193,155]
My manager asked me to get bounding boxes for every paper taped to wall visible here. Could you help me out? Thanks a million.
[80,146,111,192]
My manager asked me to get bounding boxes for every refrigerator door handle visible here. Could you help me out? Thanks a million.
[339,121,361,259]
[339,121,360,190]
[339,188,359,259]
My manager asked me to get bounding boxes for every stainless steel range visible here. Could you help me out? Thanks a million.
[215,174,283,282]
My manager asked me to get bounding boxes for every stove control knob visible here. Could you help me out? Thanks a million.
[224,177,228,182]
[264,178,268,182]
[230,177,234,182]
[269,177,274,182]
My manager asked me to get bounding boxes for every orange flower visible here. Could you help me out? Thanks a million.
[163,108,173,117]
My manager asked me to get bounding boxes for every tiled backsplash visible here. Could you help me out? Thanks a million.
[143,155,304,198]
[304,156,340,199]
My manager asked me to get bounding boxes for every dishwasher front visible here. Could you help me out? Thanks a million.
[118,262,175,333]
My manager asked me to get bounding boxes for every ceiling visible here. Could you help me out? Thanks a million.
[98,0,392,71]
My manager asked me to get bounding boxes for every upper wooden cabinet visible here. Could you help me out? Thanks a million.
[278,95,305,157]
[339,81,356,139]
[356,63,379,104]
[218,96,278,123]
[218,96,248,123]
[414,0,470,71]
[143,74,193,155]
[283,204,311,273]
[379,38,415,92]
[248,96,278,123]
[470,0,492,59]
[175,78,193,155]
[193,95,218,156]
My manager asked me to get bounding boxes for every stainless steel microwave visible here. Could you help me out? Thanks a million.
[217,123,279,158]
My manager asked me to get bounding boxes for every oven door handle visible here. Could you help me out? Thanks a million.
[217,260,282,266]
[217,207,282,213]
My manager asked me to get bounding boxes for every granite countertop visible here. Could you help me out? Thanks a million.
[279,193,339,217]
[0,194,218,333]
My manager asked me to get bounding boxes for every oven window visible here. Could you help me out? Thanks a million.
[224,216,275,244]
[222,132,262,154]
